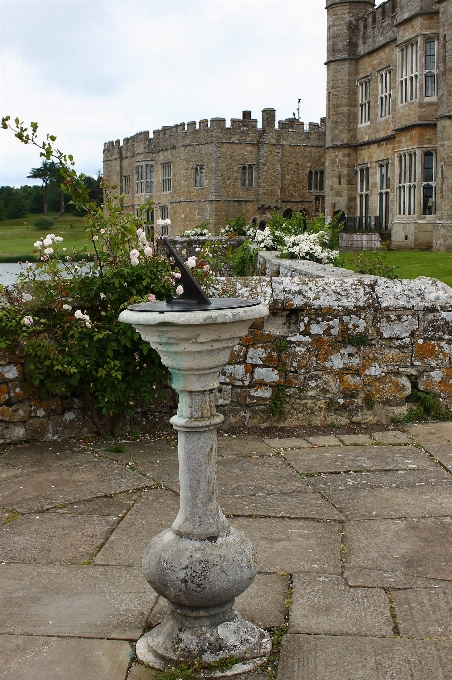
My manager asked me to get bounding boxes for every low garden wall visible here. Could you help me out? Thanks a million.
[1,253,452,441]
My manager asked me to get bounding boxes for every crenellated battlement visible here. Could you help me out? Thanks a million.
[357,0,397,55]
[356,0,440,56]
[103,109,326,160]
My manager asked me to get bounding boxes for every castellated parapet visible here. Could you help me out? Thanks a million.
[103,109,326,233]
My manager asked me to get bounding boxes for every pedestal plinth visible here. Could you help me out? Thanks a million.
[119,302,270,676]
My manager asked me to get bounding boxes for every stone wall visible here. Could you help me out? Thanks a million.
[210,265,452,427]
[2,261,452,442]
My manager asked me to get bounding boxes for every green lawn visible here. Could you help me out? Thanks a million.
[0,213,94,259]
[340,250,452,288]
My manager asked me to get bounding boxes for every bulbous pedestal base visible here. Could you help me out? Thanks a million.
[136,608,271,675]
[136,527,271,673]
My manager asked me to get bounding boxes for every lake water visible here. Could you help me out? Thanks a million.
[0,263,92,287]
[0,263,24,287]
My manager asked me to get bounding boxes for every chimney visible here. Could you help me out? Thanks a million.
[242,111,252,120]
[262,108,276,131]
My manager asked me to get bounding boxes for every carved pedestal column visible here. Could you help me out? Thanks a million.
[119,304,271,675]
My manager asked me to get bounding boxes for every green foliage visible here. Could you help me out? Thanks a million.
[267,624,289,679]
[153,656,240,679]
[232,241,258,276]
[180,222,211,237]
[220,213,247,236]
[3,510,22,524]
[345,252,399,279]
[0,187,28,219]
[403,388,452,422]
[0,117,185,434]
[273,338,288,352]
[364,394,375,410]
[34,217,55,230]
[341,334,370,348]
[252,210,342,264]
[105,445,126,453]
[269,385,286,418]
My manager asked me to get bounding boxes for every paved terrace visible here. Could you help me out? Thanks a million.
[1,423,452,679]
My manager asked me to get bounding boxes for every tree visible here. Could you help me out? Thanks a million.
[0,186,27,219]
[27,160,62,216]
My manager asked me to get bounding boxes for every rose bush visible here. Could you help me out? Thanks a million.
[0,117,185,434]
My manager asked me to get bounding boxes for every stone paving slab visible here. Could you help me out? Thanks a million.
[0,442,95,470]
[0,459,149,512]
[0,465,21,481]
[52,492,138,516]
[147,573,289,630]
[0,512,120,564]
[289,574,393,636]
[419,441,452,472]
[135,458,180,492]
[344,567,447,589]
[0,563,156,638]
[326,486,452,519]
[306,435,342,447]
[276,635,452,680]
[1,636,133,680]
[337,434,374,446]
[372,430,413,445]
[394,584,452,640]
[403,422,452,442]
[218,456,310,496]
[94,489,180,566]
[220,491,343,519]
[284,445,437,474]
[307,469,451,492]
[230,518,341,574]
[264,437,312,450]
[217,436,275,457]
[99,440,177,464]
[345,517,452,581]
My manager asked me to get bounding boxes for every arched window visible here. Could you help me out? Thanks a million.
[282,208,293,219]
[314,171,319,191]
[319,171,324,191]
[308,171,313,191]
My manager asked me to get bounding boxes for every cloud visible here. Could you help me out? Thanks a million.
[0,0,326,186]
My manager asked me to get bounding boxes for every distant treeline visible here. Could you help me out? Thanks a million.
[0,175,102,220]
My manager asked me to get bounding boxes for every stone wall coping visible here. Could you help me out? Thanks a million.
[211,272,452,312]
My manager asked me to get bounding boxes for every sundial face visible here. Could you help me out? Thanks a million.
[127,238,261,312]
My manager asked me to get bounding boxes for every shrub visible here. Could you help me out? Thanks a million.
[0,116,189,435]
[403,389,452,422]
[34,216,54,230]
[350,252,399,279]
[232,241,258,276]
[180,223,211,237]
[247,209,342,264]
[220,213,247,237]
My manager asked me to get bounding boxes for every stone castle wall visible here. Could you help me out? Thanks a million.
[2,261,452,442]
[103,110,326,234]
[326,0,452,252]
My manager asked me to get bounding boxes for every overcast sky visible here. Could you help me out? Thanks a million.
[0,0,327,187]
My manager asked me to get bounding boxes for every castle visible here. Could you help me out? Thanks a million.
[102,110,326,234]
[103,0,452,250]
[326,0,452,250]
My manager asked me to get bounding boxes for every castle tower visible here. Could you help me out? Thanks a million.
[434,0,452,250]
[325,0,374,222]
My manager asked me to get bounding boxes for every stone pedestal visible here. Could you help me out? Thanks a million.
[119,304,271,675]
